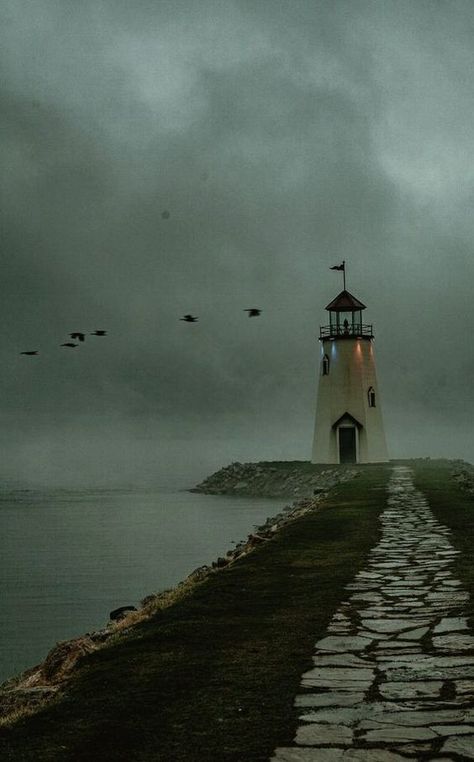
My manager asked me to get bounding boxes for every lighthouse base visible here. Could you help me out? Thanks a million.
[312,415,389,465]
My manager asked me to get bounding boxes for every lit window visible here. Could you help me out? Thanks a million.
[368,387,376,407]
[322,354,330,376]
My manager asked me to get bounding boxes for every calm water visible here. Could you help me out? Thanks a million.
[0,488,283,683]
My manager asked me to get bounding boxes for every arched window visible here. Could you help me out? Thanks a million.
[322,354,330,376]
[368,386,376,407]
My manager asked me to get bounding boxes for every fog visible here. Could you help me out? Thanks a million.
[1,0,474,486]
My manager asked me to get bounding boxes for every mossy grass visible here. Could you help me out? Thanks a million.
[0,466,391,761]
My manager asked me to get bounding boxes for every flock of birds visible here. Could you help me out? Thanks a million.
[20,330,107,356]
[19,310,262,354]
[179,308,262,323]
[20,204,263,354]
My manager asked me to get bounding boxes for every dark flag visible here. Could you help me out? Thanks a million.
[330,262,345,271]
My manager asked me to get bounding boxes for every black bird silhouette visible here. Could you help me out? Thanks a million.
[20,351,38,355]
[180,315,198,322]
[61,342,77,348]
[70,332,85,342]
[91,330,107,336]
[244,308,261,317]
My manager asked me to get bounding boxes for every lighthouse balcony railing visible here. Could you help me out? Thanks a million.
[319,324,373,339]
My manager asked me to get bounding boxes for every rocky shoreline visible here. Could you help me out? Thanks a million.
[191,460,351,497]
[0,464,359,724]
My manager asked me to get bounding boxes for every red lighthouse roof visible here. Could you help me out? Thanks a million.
[325,290,366,312]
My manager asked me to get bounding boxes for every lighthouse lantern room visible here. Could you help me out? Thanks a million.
[312,285,388,464]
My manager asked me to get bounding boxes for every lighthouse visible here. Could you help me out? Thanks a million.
[311,276,389,464]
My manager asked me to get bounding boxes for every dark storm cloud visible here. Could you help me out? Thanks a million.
[1,0,474,483]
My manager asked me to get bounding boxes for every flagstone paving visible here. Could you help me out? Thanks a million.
[271,466,474,761]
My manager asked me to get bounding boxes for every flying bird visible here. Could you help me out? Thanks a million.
[244,308,261,317]
[91,330,107,336]
[61,342,78,348]
[70,332,85,342]
[180,315,198,322]
[20,351,39,355]
[161,210,170,219]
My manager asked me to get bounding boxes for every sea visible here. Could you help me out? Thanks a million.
[0,486,283,684]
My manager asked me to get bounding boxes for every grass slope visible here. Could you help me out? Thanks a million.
[0,466,390,762]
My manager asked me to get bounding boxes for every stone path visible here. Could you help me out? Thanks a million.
[271,466,474,761]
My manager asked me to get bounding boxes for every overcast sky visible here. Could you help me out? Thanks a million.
[1,0,474,486]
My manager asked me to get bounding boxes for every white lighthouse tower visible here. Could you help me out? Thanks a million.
[311,274,389,464]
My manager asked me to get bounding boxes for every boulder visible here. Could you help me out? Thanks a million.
[109,605,137,622]
[212,557,229,569]
[38,636,97,684]
[186,565,212,583]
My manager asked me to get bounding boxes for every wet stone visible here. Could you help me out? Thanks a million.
[272,751,410,762]
[356,572,384,580]
[360,618,429,634]
[441,735,474,758]
[302,667,374,682]
[302,679,372,691]
[295,723,352,746]
[357,630,391,640]
[362,725,438,743]
[379,681,443,699]
[381,588,430,597]
[398,626,430,640]
[377,641,423,649]
[392,743,436,754]
[314,636,371,653]
[311,654,371,668]
[343,753,408,761]
[428,591,469,603]
[299,708,358,725]
[433,633,474,651]
[366,708,472,726]
[384,663,474,681]
[455,679,474,695]
[431,724,474,736]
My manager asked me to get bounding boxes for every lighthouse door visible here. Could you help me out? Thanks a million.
[338,427,357,464]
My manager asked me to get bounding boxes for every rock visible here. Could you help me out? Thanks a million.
[141,593,159,607]
[109,605,137,622]
[33,637,97,684]
[247,533,271,545]
[441,734,474,758]
[295,723,353,745]
[88,629,113,643]
[192,461,358,498]
[186,565,212,583]
[212,557,229,568]
[314,635,373,652]
[363,726,437,743]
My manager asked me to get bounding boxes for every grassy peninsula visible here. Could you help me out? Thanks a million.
[0,459,473,761]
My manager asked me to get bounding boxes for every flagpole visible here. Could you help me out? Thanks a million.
[343,260,346,290]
